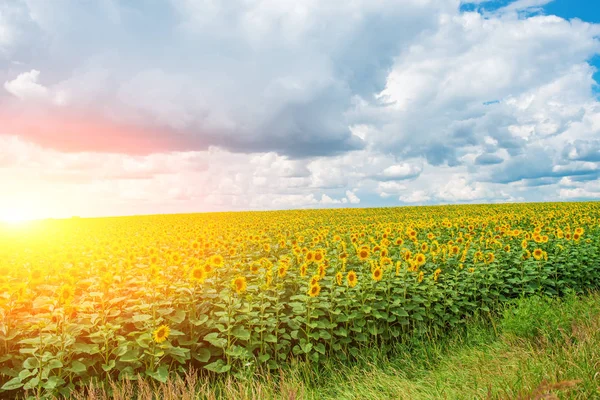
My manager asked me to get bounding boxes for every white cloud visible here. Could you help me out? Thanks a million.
[4,69,48,100]
[320,194,342,205]
[345,190,360,204]
[436,176,490,202]
[377,181,407,198]
[381,163,422,180]
[400,190,430,203]
[559,188,600,199]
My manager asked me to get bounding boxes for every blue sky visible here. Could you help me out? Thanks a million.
[0,0,600,218]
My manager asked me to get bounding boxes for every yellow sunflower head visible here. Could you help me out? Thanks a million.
[308,282,321,297]
[347,270,358,288]
[372,267,383,282]
[152,325,170,344]
[232,276,247,294]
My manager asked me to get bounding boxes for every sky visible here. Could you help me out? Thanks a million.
[1,0,600,219]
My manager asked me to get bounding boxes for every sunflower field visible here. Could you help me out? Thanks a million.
[1,202,599,397]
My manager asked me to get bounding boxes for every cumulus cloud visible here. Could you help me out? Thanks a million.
[377,181,407,198]
[345,190,360,204]
[379,163,423,180]
[4,69,48,100]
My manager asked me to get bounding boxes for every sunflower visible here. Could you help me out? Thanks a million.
[308,282,321,297]
[58,285,75,304]
[309,274,320,287]
[521,239,528,249]
[404,250,412,261]
[336,271,343,286]
[372,266,383,282]
[300,263,308,277]
[395,237,404,246]
[532,248,543,260]
[573,232,581,241]
[318,264,326,279]
[433,268,441,282]
[152,325,170,344]
[314,250,324,262]
[347,270,358,288]
[486,252,495,263]
[306,251,314,262]
[277,265,288,279]
[415,253,426,266]
[189,266,206,283]
[265,270,273,287]
[358,248,370,261]
[250,262,261,274]
[210,254,224,267]
[232,276,247,294]
[417,271,424,283]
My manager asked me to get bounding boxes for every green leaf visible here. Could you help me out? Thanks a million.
[1,377,23,390]
[22,376,39,390]
[166,309,186,324]
[68,361,87,374]
[190,315,209,326]
[265,334,278,343]
[72,343,100,355]
[42,376,62,390]
[147,365,169,383]
[22,357,40,369]
[47,359,63,370]
[18,369,35,380]
[204,360,231,373]
[132,314,153,322]
[204,333,227,348]
[119,350,141,363]
[300,342,313,354]
[232,326,251,341]
[193,348,211,363]
[101,359,116,372]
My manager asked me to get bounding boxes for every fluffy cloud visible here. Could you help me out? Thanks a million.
[4,69,48,100]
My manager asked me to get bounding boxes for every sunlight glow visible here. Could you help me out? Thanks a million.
[0,208,37,225]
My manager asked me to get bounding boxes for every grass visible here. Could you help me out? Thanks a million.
[38,290,600,399]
